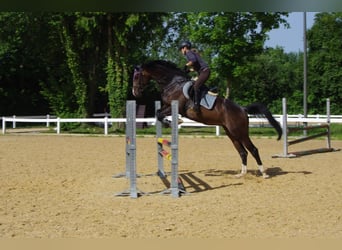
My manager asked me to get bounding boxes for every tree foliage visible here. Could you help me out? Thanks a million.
[0,12,51,115]
[307,12,342,114]
[234,47,303,113]
[178,12,289,96]
[1,12,342,120]
[0,12,168,118]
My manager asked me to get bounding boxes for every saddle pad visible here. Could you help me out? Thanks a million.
[182,81,217,110]
[200,93,217,110]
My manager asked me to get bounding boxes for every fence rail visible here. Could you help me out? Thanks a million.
[2,114,342,136]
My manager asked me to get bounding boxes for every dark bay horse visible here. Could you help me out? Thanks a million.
[132,60,282,178]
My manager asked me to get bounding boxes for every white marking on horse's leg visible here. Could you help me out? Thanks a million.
[235,164,247,178]
[241,164,247,174]
[257,165,269,179]
[162,117,171,125]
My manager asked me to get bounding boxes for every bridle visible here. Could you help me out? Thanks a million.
[132,67,147,97]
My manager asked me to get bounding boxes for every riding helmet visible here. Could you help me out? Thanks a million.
[179,41,192,50]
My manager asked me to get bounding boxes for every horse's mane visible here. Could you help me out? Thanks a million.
[142,60,188,77]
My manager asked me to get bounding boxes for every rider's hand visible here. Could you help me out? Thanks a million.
[183,65,190,73]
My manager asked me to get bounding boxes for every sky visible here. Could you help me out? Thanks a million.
[264,12,317,53]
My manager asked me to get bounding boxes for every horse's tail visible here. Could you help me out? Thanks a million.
[245,103,282,140]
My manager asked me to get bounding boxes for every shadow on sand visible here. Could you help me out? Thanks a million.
[141,166,312,196]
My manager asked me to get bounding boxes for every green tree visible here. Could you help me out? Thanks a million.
[1,12,298,120]
[41,12,168,119]
[0,12,170,119]
[104,13,169,121]
[307,12,342,114]
[234,47,303,113]
[178,12,288,97]
[0,12,50,115]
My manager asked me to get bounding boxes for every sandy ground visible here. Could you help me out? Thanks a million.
[0,133,341,239]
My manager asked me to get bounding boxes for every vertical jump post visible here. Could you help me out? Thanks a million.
[115,100,142,198]
[114,100,184,198]
[273,97,336,158]
[156,100,186,198]
[155,101,166,178]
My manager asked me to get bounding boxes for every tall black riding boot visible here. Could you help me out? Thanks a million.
[193,89,201,113]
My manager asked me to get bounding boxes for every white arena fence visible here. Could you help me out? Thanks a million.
[2,114,342,136]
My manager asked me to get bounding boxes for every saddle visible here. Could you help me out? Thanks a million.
[182,81,218,110]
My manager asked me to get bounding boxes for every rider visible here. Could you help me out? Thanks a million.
[179,41,210,113]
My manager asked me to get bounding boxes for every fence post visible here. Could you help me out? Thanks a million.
[216,126,220,136]
[2,117,5,134]
[104,116,108,135]
[282,98,288,157]
[326,98,331,149]
[12,115,16,129]
[46,114,50,127]
[57,117,61,134]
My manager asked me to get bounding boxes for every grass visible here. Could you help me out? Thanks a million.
[330,124,342,140]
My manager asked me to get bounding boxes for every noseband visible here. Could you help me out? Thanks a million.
[133,67,146,96]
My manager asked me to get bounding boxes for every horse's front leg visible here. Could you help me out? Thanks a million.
[156,105,172,127]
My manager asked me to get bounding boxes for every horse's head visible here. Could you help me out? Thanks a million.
[132,66,151,98]
[132,60,189,98]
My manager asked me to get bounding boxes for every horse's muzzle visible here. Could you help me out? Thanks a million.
[132,87,142,97]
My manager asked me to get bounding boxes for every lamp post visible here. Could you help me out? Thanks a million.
[303,12,308,134]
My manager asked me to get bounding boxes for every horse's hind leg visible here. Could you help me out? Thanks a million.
[223,127,249,177]
[232,140,249,178]
[242,137,269,179]
[224,126,269,179]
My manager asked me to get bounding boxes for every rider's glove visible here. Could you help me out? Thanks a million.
[183,65,190,73]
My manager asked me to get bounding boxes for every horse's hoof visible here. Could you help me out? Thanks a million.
[235,173,245,178]
[262,173,270,179]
